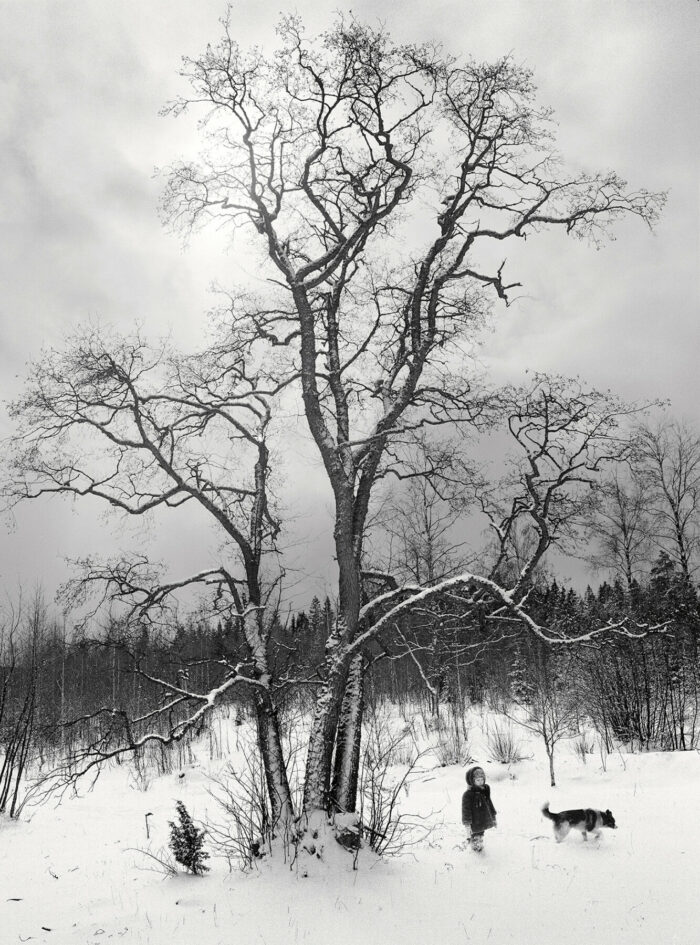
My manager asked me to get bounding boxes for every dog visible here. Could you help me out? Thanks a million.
[541,802,617,842]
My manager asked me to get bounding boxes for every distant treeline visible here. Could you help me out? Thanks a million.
[1,551,699,785]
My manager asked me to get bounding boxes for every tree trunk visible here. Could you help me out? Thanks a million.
[242,609,295,833]
[255,697,295,833]
[331,652,364,813]
[303,492,366,817]
[302,620,350,815]
[548,747,556,787]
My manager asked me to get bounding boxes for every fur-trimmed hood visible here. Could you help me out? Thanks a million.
[465,765,485,786]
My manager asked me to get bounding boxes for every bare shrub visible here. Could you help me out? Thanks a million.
[433,709,473,767]
[359,715,432,857]
[572,733,596,764]
[207,754,273,872]
[387,719,422,766]
[486,722,526,764]
[280,708,306,819]
[127,845,178,877]
[207,725,222,762]
[418,703,443,735]
[0,684,36,816]
[0,598,41,819]
[128,734,178,790]
[128,753,152,792]
[176,738,196,770]
[434,736,472,767]
[205,710,307,871]
[206,719,301,871]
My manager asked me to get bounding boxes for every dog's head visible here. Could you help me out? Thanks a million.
[602,809,617,829]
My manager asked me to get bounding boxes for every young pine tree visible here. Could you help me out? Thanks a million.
[168,801,210,875]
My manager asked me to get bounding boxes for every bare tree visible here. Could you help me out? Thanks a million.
[0,592,46,818]
[368,445,477,713]
[379,375,656,718]
[5,326,296,832]
[636,421,700,580]
[1,11,667,849]
[5,357,665,845]
[476,375,652,583]
[380,446,474,587]
[159,14,663,824]
[508,644,578,788]
[586,473,653,590]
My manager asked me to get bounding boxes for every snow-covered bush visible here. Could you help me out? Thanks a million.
[168,801,209,875]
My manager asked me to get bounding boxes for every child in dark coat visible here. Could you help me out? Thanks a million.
[462,765,497,852]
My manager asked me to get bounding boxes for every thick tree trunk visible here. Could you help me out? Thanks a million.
[302,620,351,815]
[294,284,370,821]
[242,608,295,833]
[331,652,364,813]
[325,517,369,816]
[303,491,366,813]
[255,698,295,833]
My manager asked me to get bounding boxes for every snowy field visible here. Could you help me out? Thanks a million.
[2,709,698,945]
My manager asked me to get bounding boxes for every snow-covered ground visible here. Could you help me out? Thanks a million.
[2,709,698,945]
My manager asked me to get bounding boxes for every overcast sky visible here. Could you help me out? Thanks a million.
[0,0,697,609]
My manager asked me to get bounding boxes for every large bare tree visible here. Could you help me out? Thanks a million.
[158,15,663,823]
[6,352,663,847]
[4,15,667,848]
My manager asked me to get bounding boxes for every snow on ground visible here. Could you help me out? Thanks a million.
[2,709,698,945]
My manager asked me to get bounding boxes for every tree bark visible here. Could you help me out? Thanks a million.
[331,652,364,813]
[242,609,295,831]
[255,697,294,833]
[302,620,351,815]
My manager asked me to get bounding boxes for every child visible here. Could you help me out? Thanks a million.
[462,765,497,852]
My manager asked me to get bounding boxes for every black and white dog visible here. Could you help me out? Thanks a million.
[542,802,617,842]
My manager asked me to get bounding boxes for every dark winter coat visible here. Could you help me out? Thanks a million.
[461,772,497,835]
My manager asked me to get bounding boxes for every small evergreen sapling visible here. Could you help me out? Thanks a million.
[168,801,210,875]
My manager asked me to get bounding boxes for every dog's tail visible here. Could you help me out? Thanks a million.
[541,802,557,822]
